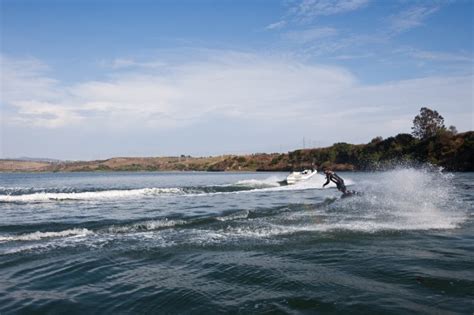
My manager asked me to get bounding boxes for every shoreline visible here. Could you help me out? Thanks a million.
[2,131,473,172]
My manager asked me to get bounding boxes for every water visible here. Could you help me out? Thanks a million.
[0,169,473,314]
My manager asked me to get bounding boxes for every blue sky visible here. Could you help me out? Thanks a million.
[1,0,473,159]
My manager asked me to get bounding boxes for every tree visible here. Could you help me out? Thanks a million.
[370,136,383,144]
[448,125,458,135]
[412,107,446,139]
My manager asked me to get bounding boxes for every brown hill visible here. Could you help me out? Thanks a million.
[2,131,472,172]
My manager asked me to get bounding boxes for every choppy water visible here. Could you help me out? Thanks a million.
[0,169,473,314]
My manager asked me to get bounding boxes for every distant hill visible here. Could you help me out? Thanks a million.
[11,157,62,163]
[1,131,472,172]
[0,160,54,172]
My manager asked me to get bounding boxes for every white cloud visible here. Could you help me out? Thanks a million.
[293,0,369,20]
[0,55,80,128]
[1,52,472,140]
[0,55,60,102]
[389,5,439,34]
[11,100,83,128]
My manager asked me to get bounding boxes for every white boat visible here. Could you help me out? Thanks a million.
[285,169,317,185]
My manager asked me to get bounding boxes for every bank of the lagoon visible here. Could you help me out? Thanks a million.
[0,170,473,313]
[2,131,473,173]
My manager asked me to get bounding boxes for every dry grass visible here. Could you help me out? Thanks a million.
[0,160,52,171]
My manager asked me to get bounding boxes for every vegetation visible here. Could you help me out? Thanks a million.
[1,108,472,172]
[276,131,473,171]
[412,107,446,139]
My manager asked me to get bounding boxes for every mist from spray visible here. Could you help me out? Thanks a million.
[327,167,467,231]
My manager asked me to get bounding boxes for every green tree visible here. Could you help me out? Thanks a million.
[448,125,458,135]
[370,136,383,144]
[412,107,446,139]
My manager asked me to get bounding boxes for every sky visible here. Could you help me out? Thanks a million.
[1,0,473,160]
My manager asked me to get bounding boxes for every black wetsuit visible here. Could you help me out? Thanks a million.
[323,172,347,193]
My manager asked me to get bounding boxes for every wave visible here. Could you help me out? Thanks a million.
[1,214,466,256]
[0,209,253,245]
[236,175,354,190]
[0,228,93,242]
[186,176,355,197]
[0,175,335,202]
[0,187,183,202]
[216,210,250,221]
[0,168,468,255]
[106,219,186,233]
[235,176,282,188]
[0,186,114,196]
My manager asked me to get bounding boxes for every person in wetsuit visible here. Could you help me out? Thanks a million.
[322,170,360,197]
[322,170,347,193]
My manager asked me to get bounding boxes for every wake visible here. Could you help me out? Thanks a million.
[0,187,184,202]
[324,167,467,231]
[0,168,468,255]
[0,174,354,202]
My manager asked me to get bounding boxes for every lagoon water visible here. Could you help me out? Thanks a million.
[0,169,473,314]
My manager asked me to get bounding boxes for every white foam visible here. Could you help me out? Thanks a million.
[0,174,357,203]
[234,174,355,191]
[190,175,355,197]
[0,187,183,202]
[0,228,93,242]
[266,174,354,192]
[1,233,112,255]
[106,219,185,233]
[235,176,282,188]
[216,210,250,221]
[213,216,463,241]
[318,168,467,232]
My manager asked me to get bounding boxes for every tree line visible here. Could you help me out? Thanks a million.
[275,107,473,171]
[3,107,471,172]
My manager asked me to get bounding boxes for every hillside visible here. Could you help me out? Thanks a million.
[1,131,473,172]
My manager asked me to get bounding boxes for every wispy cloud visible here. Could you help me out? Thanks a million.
[389,5,440,34]
[407,49,473,63]
[266,0,387,59]
[265,20,287,30]
[331,52,375,60]
[294,32,387,58]
[292,0,369,20]
[107,58,167,69]
[282,27,338,44]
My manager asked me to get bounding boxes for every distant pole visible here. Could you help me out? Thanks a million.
[303,137,305,149]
